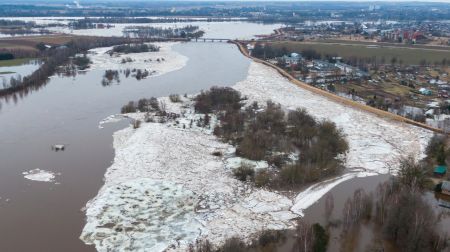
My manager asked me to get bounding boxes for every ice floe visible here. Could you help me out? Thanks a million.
[81,178,203,252]
[22,169,56,182]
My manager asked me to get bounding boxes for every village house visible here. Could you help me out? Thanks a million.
[280,52,302,67]
[441,181,450,196]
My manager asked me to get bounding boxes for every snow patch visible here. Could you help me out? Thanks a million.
[88,42,187,77]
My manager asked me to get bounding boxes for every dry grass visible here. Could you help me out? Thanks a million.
[0,34,89,51]
[268,41,450,65]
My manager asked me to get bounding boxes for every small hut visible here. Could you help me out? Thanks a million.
[442,181,450,196]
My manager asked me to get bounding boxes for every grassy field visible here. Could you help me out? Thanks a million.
[269,41,450,65]
[321,39,450,51]
[0,58,33,67]
[0,35,79,52]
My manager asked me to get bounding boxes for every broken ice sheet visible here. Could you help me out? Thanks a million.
[22,169,56,182]
[81,178,203,252]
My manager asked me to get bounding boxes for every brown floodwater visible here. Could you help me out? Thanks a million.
[0,42,250,252]
[269,174,450,252]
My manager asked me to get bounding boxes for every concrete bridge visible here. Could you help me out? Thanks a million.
[191,38,231,42]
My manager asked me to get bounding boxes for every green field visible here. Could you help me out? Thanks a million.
[0,58,33,67]
[270,41,450,65]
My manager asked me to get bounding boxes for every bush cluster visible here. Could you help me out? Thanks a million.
[194,87,242,114]
[72,55,91,70]
[121,97,160,114]
[109,43,159,55]
[233,163,255,182]
[169,94,182,103]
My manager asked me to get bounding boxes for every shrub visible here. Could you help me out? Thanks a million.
[194,87,242,114]
[72,55,91,70]
[312,223,329,252]
[188,239,212,252]
[280,164,305,185]
[132,119,141,129]
[383,190,438,252]
[137,98,149,112]
[255,169,270,187]
[135,97,160,112]
[149,97,159,111]
[0,52,14,60]
[169,94,182,103]
[258,230,285,247]
[121,101,137,113]
[110,43,159,54]
[233,163,255,182]
[211,151,222,157]
[426,134,447,164]
[221,237,246,252]
[397,155,430,191]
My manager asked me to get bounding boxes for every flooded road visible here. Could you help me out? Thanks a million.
[0,42,250,252]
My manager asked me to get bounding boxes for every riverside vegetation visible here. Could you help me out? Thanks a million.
[195,87,348,188]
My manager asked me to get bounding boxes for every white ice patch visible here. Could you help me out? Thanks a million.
[81,178,203,252]
[225,157,269,171]
[291,172,378,216]
[88,42,187,77]
[233,62,433,213]
[98,114,125,129]
[22,169,56,182]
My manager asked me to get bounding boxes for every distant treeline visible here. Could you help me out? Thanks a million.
[68,17,245,29]
[0,52,14,60]
[123,25,204,39]
[0,20,39,28]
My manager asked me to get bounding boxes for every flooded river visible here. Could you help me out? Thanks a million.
[0,19,447,252]
[0,42,250,252]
